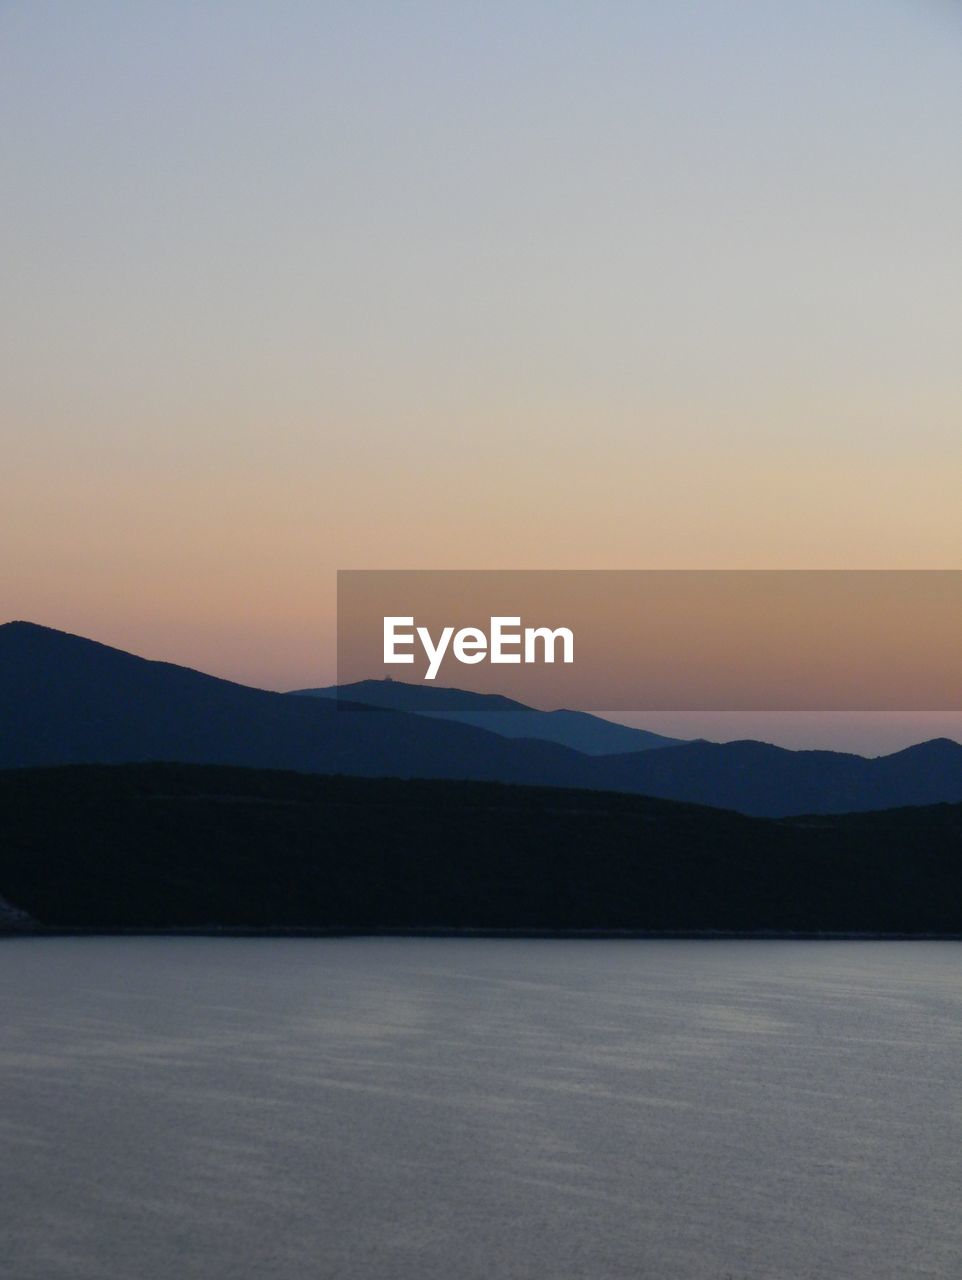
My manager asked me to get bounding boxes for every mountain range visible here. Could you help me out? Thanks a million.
[291,678,683,753]
[3,620,962,817]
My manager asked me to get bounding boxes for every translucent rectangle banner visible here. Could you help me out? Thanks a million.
[336,570,962,711]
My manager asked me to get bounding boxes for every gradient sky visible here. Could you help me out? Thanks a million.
[3,2,961,747]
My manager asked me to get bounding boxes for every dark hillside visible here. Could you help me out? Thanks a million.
[2,764,962,934]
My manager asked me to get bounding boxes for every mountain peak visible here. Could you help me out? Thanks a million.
[289,678,685,755]
[887,737,962,758]
[2,619,57,633]
[1,620,115,648]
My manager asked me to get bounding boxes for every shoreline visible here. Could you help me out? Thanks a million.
[4,925,962,941]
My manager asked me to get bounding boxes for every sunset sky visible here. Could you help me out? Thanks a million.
[3,1,961,748]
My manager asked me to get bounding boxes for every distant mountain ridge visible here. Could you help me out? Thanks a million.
[290,678,684,754]
[3,621,962,817]
[578,735,962,816]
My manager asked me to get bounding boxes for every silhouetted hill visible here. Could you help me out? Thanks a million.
[3,622,962,816]
[577,737,962,817]
[291,679,683,754]
[3,764,962,934]
[0,621,591,783]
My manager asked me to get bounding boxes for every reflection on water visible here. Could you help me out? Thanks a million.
[2,938,961,1279]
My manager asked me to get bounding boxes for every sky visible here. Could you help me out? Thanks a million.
[2,1,961,748]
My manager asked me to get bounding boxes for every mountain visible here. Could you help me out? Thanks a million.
[4,763,962,934]
[290,679,683,754]
[575,736,962,817]
[3,621,962,817]
[0,621,590,783]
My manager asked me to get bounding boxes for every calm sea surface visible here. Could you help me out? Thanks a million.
[1,938,961,1279]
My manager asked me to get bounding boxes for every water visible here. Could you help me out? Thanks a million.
[1,938,961,1280]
